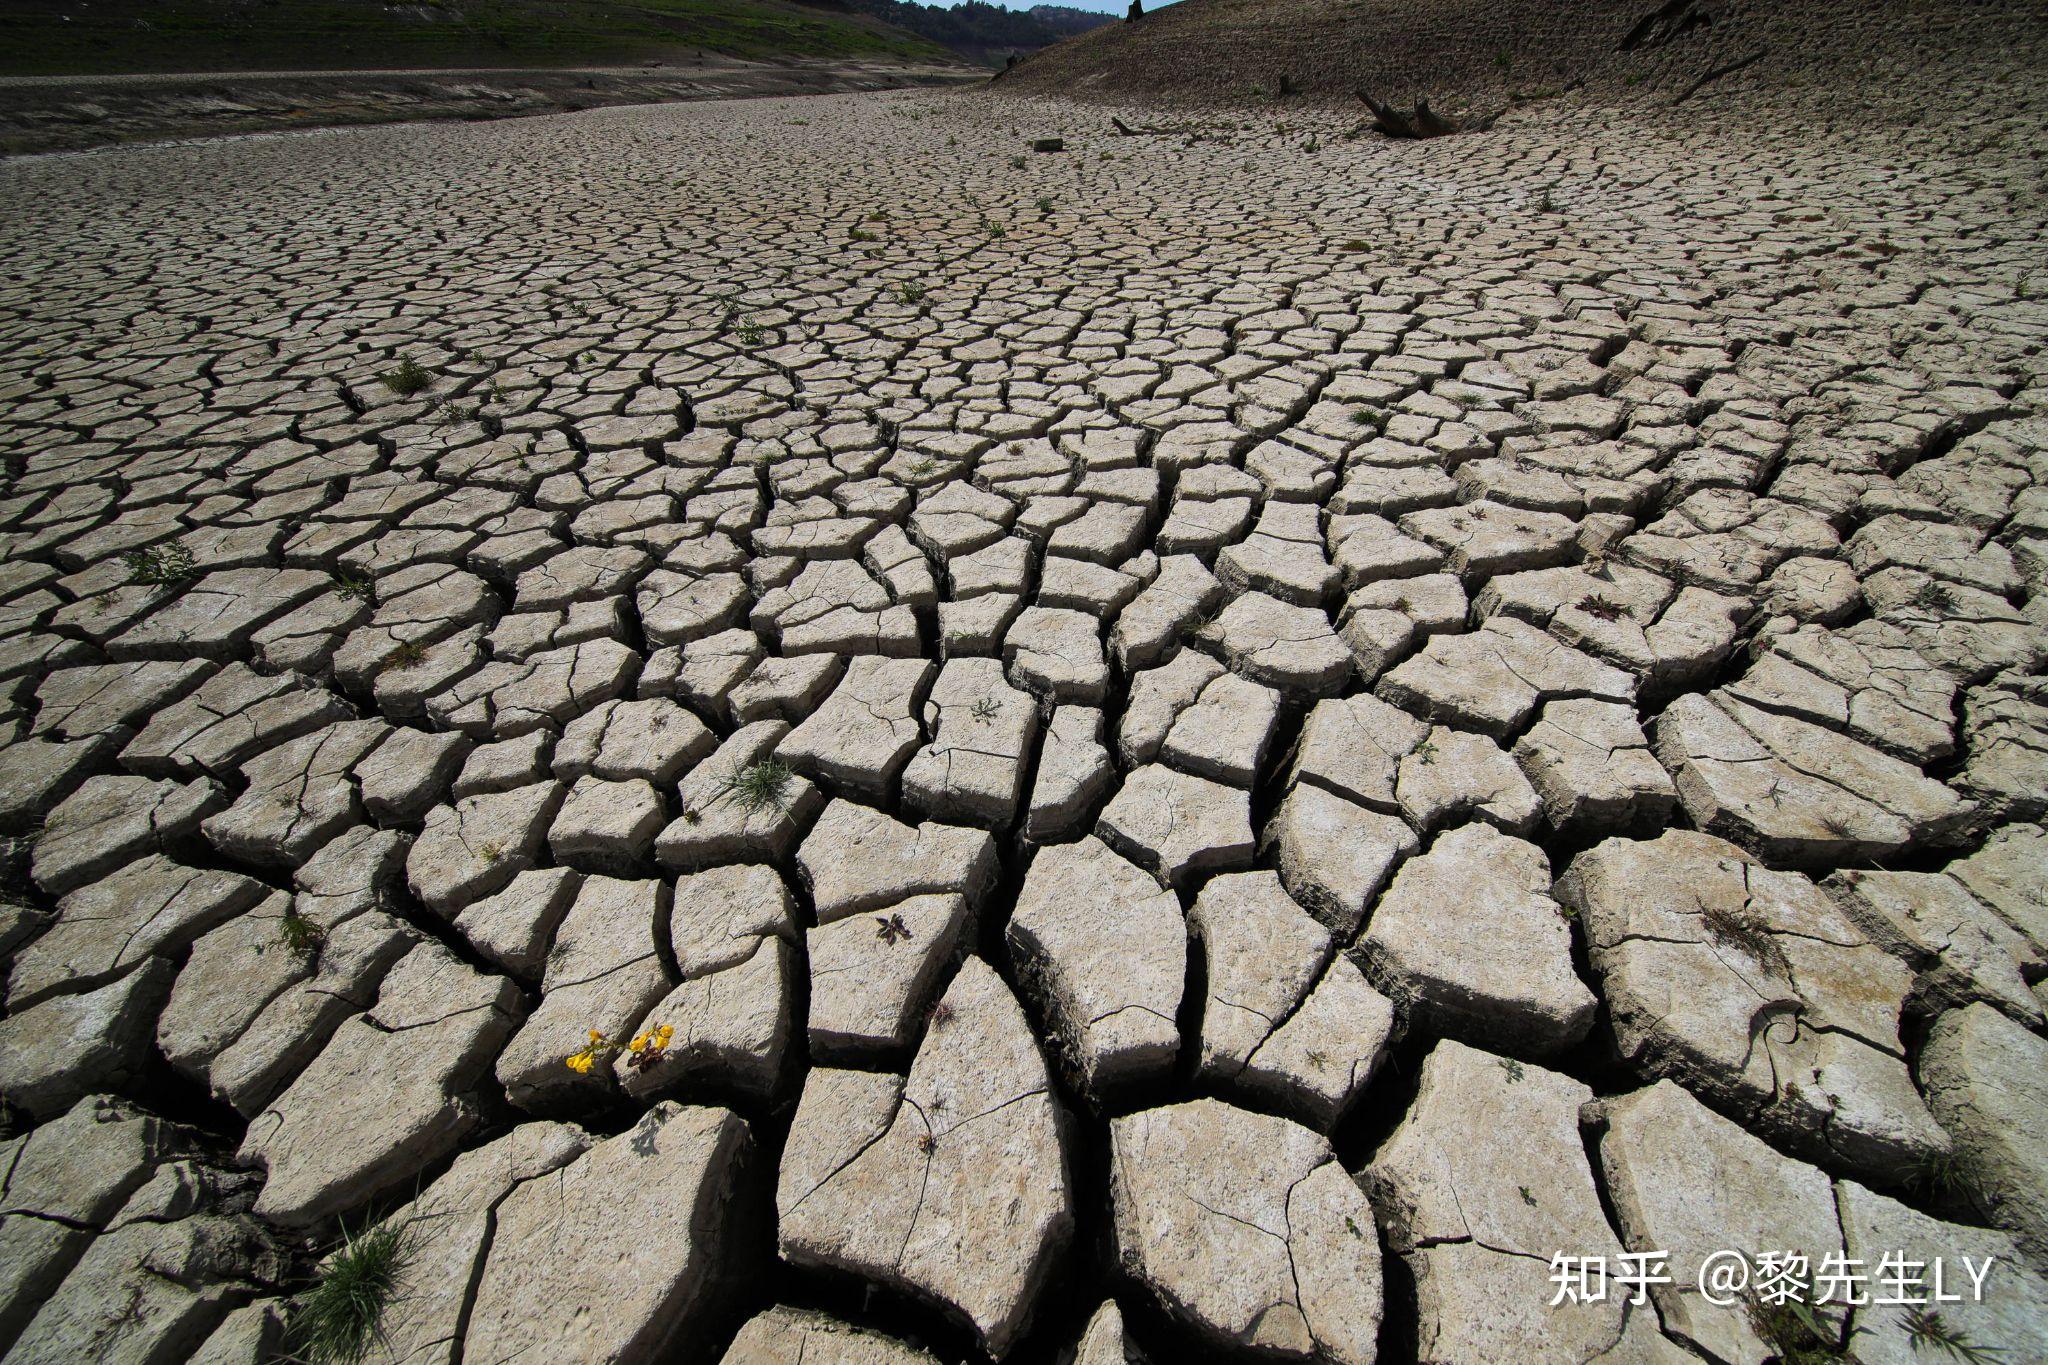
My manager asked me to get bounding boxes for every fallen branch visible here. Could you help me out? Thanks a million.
[1355,89,1498,138]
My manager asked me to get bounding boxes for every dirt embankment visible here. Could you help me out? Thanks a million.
[992,0,2048,121]
[0,59,979,156]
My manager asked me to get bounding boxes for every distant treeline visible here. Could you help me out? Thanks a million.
[831,0,1112,63]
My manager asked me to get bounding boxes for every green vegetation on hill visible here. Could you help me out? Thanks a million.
[838,0,1112,65]
[0,0,953,77]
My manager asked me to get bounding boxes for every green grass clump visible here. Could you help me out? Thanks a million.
[288,1221,410,1365]
[726,759,794,815]
[379,357,433,398]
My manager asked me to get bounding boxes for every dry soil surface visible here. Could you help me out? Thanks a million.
[1,43,2047,1365]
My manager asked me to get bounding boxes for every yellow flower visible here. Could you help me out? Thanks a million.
[657,1024,674,1042]
[588,1029,603,1044]
[565,1051,593,1074]
[629,1034,650,1053]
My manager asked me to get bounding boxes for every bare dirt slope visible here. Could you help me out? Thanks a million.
[997,0,2048,117]
[0,60,976,156]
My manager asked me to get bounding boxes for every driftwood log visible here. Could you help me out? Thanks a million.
[1355,89,1500,138]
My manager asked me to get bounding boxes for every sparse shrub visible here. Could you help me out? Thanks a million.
[1577,593,1628,621]
[1908,1150,1984,1209]
[1900,1306,2004,1363]
[1700,906,1791,978]
[1745,1274,1859,1364]
[379,357,433,397]
[280,907,325,966]
[121,542,197,587]
[1914,579,1957,613]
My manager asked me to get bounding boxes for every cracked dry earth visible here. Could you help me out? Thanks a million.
[1,63,2048,1365]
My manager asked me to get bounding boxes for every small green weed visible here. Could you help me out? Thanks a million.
[121,542,197,587]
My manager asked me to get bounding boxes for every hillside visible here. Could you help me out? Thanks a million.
[995,0,2048,112]
[0,0,953,77]
[838,0,1113,66]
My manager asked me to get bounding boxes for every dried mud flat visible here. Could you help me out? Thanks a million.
[1,33,2047,1365]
